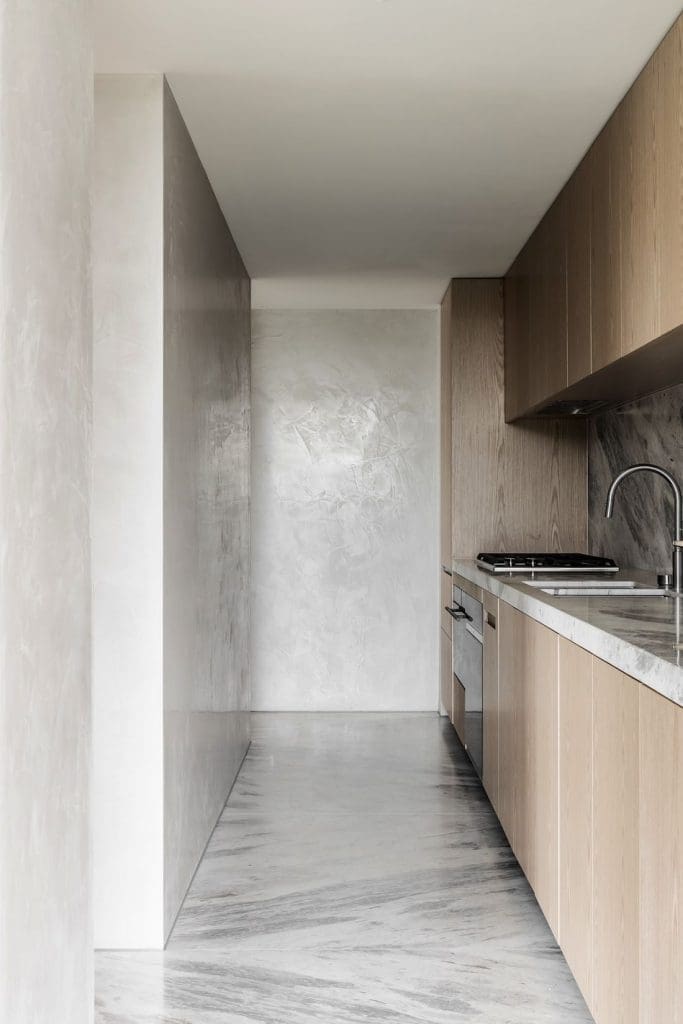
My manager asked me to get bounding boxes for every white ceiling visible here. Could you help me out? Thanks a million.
[95,0,683,308]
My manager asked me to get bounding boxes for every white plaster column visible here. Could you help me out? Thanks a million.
[0,0,93,1020]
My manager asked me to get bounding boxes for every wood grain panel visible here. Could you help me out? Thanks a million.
[590,113,623,372]
[566,151,592,384]
[655,16,683,338]
[440,627,452,719]
[558,638,593,1005]
[497,601,522,847]
[621,58,658,355]
[440,284,453,564]
[451,279,587,557]
[592,659,639,1024]
[533,196,568,405]
[440,569,453,638]
[521,613,559,936]
[482,591,499,811]
[639,685,682,1023]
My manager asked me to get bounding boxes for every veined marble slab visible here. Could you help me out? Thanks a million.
[454,559,683,706]
[95,714,591,1023]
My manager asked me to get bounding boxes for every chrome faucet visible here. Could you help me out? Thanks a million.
[604,464,683,593]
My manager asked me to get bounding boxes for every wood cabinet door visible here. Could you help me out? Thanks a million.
[621,57,658,356]
[504,251,529,421]
[639,685,682,1023]
[590,117,623,372]
[498,601,523,845]
[566,152,592,385]
[558,638,593,1005]
[520,612,559,936]
[440,627,453,719]
[592,659,639,1024]
[532,196,567,407]
[440,285,452,563]
[654,17,683,339]
[482,592,499,810]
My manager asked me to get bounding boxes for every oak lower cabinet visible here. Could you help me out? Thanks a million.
[638,684,683,1023]
[592,659,640,1024]
[482,592,499,810]
[440,625,453,720]
[498,602,559,935]
[558,638,594,1006]
[492,599,683,1024]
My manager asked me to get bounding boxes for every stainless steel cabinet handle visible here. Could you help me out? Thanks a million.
[465,621,484,644]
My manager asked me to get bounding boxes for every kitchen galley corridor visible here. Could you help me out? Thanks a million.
[96,715,591,1023]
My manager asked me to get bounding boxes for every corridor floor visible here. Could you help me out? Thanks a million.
[96,714,592,1023]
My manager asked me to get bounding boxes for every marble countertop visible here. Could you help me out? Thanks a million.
[452,559,683,707]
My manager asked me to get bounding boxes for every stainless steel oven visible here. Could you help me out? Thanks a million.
[450,587,483,778]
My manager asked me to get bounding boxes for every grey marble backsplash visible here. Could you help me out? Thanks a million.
[589,383,683,573]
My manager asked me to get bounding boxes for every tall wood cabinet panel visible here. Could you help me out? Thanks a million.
[451,279,587,557]
[440,285,452,565]
[566,151,592,384]
[638,685,683,1023]
[558,638,594,1005]
[482,592,499,811]
[592,659,639,1024]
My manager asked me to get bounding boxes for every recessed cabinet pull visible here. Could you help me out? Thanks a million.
[486,612,497,629]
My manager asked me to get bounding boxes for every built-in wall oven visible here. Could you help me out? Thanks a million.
[448,585,483,778]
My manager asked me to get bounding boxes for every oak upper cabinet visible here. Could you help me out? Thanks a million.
[655,17,683,338]
[482,592,499,811]
[566,151,592,385]
[504,249,529,421]
[558,638,593,1007]
[504,13,683,417]
[592,659,640,1024]
[638,685,683,1022]
[531,194,568,407]
[590,110,624,373]
[621,57,658,355]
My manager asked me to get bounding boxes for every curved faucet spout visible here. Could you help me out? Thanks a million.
[604,463,683,593]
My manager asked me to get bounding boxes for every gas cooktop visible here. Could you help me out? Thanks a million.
[475,552,619,574]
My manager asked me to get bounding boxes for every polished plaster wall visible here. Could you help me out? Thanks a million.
[0,0,92,1019]
[93,76,250,948]
[163,83,251,936]
[589,383,683,573]
[251,310,439,711]
[93,75,165,948]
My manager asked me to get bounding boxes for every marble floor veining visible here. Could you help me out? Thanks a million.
[96,714,592,1023]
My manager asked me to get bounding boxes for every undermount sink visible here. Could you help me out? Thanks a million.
[523,578,670,598]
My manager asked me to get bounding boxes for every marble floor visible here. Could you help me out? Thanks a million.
[96,714,593,1023]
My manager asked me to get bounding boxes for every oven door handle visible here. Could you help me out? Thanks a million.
[465,621,484,645]
[445,604,470,621]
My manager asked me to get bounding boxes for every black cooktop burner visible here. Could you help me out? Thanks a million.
[475,552,619,574]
